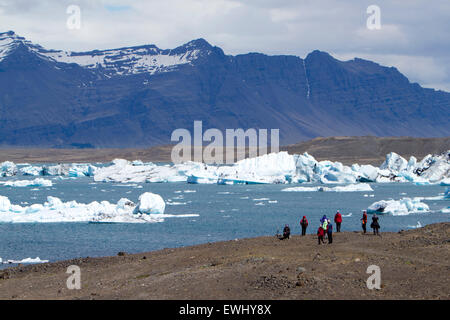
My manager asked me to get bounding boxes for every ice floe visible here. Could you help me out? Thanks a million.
[0,161,17,177]
[2,150,449,186]
[94,150,448,185]
[0,178,53,187]
[367,198,430,215]
[0,192,197,223]
[407,221,423,229]
[1,257,49,264]
[19,163,97,177]
[282,183,373,192]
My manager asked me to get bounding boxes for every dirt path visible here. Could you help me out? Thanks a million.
[0,223,449,300]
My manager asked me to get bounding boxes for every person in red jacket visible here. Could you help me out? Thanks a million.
[300,216,308,236]
[317,225,325,244]
[334,210,342,232]
[361,210,368,234]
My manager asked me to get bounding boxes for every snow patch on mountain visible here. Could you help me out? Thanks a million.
[0,31,207,76]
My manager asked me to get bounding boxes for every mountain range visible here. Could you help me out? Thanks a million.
[0,30,449,148]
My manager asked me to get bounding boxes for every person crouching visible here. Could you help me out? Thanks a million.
[278,224,291,240]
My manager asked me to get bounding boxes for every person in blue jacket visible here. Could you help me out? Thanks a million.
[327,219,333,244]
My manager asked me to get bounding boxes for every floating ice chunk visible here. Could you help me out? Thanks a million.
[0,161,17,177]
[407,221,422,229]
[380,152,408,173]
[445,188,450,199]
[282,186,318,192]
[441,207,450,213]
[1,178,53,187]
[131,160,144,166]
[20,163,97,177]
[356,165,379,182]
[367,198,429,215]
[0,196,11,211]
[166,201,187,205]
[20,166,44,176]
[326,184,373,192]
[0,192,194,223]
[341,213,352,217]
[3,257,49,264]
[282,183,373,192]
[440,178,450,186]
[133,192,165,214]
[413,152,450,183]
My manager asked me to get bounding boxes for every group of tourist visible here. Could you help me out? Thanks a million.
[278,210,381,243]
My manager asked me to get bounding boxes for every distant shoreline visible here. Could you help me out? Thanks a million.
[0,222,448,299]
[1,136,449,166]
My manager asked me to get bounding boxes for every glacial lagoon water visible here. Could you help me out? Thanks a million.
[0,175,448,266]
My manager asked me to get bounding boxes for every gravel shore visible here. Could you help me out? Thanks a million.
[0,223,449,300]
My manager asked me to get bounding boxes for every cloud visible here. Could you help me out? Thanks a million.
[0,0,449,91]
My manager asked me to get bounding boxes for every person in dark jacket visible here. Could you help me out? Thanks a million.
[300,216,308,236]
[370,214,380,235]
[361,210,368,234]
[334,210,342,232]
[278,224,291,240]
[317,225,325,244]
[327,219,333,244]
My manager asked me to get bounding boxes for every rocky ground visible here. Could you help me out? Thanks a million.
[0,223,449,300]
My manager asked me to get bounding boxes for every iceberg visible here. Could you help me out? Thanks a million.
[90,150,449,186]
[0,178,53,187]
[0,161,17,177]
[133,192,165,214]
[367,197,429,216]
[380,152,408,173]
[94,159,192,183]
[2,257,49,264]
[20,165,44,176]
[0,193,197,223]
[19,163,97,177]
[354,165,379,182]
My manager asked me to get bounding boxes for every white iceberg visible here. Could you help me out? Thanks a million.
[133,192,165,214]
[90,150,449,186]
[380,152,408,173]
[0,178,53,187]
[0,161,17,177]
[0,193,197,223]
[441,207,450,213]
[367,197,429,216]
[282,183,373,192]
[3,257,49,264]
[94,159,191,183]
[20,165,44,176]
[19,163,97,177]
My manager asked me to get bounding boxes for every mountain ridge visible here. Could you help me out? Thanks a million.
[0,31,449,147]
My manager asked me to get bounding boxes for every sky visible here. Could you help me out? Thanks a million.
[0,0,449,91]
